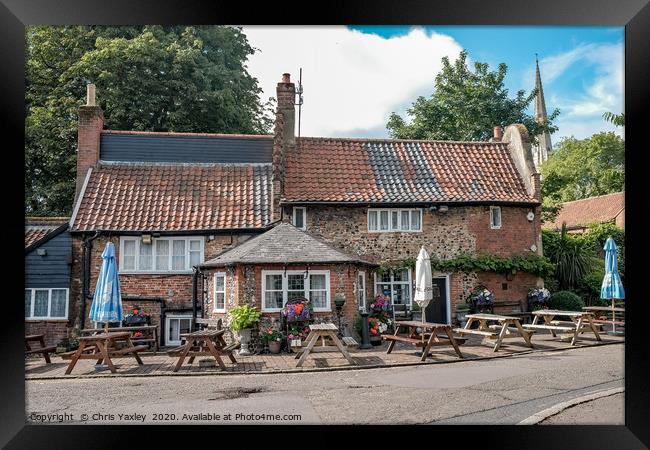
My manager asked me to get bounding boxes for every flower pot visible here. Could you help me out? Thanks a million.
[456,310,469,328]
[369,334,382,346]
[238,328,253,356]
[268,340,282,354]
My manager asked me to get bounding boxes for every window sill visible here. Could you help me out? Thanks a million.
[121,271,194,275]
[25,318,68,322]
[367,230,422,233]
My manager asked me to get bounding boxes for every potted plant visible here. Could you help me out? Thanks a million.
[527,287,551,311]
[455,303,471,328]
[368,317,389,345]
[228,304,262,356]
[466,286,494,314]
[411,302,422,321]
[261,328,284,354]
[287,324,310,352]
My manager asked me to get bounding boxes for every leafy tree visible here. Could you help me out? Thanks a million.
[602,111,625,127]
[540,132,624,222]
[386,50,559,141]
[26,26,273,215]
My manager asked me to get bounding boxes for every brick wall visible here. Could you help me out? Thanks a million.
[203,263,368,336]
[75,106,103,199]
[25,321,70,347]
[69,232,259,334]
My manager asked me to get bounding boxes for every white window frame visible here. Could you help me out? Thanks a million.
[490,206,502,229]
[292,207,307,230]
[119,236,205,274]
[261,270,331,312]
[165,313,193,346]
[25,288,69,320]
[213,272,226,313]
[373,270,412,307]
[357,271,366,311]
[367,208,422,233]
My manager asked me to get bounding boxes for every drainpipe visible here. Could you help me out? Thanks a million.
[80,230,101,330]
[192,266,199,330]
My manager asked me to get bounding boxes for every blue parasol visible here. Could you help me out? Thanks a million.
[600,237,624,334]
[89,242,123,330]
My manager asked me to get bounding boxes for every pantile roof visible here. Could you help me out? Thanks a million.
[544,192,625,230]
[200,222,376,267]
[25,217,69,248]
[283,137,536,204]
[71,162,272,232]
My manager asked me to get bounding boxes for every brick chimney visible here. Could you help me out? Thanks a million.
[75,84,104,201]
[493,126,502,141]
[272,73,296,222]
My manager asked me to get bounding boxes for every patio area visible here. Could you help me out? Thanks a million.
[25,332,624,379]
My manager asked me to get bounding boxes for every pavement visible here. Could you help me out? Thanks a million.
[538,392,624,425]
[25,342,624,425]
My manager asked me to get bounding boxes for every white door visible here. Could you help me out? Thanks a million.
[166,315,193,346]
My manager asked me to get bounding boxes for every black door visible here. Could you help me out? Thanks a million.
[424,277,448,324]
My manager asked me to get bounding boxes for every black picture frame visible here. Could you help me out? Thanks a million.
[3,0,648,447]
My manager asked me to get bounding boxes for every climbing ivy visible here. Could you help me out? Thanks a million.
[375,253,554,277]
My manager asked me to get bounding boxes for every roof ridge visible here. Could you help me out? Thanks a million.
[560,191,624,205]
[98,161,272,168]
[298,136,505,145]
[102,130,273,139]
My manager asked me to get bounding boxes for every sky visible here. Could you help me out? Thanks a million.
[242,26,624,145]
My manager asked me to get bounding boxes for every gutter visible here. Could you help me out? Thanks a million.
[279,200,541,207]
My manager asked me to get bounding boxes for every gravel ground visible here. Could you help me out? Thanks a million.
[25,343,624,425]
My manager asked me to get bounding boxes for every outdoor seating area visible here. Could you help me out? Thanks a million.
[25,331,624,379]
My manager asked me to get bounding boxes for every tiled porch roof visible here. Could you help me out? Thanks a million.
[200,222,376,267]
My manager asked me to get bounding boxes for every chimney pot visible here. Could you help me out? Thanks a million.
[282,73,291,83]
[493,126,502,141]
[86,84,96,106]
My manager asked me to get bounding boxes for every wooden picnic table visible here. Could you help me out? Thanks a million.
[453,313,534,352]
[61,331,147,374]
[25,334,56,364]
[583,306,626,330]
[167,329,237,372]
[523,310,602,346]
[383,320,464,361]
[295,323,356,368]
[81,325,159,353]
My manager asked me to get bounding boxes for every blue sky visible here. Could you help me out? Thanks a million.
[243,26,624,144]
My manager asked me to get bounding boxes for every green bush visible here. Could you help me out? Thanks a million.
[548,291,585,311]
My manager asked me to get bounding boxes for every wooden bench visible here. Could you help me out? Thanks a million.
[522,324,576,332]
[455,313,535,352]
[342,336,359,350]
[25,335,56,364]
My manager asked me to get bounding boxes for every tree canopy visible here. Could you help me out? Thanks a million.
[540,132,625,222]
[26,26,273,215]
[386,50,559,141]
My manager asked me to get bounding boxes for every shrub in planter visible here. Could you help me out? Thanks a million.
[547,290,585,311]
[229,304,262,356]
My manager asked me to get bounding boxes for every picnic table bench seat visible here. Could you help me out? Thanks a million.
[25,334,57,364]
[342,336,359,348]
[522,323,576,332]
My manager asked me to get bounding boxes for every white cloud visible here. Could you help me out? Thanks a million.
[242,26,463,137]
[523,42,624,141]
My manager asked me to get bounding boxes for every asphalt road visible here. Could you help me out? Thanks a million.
[25,343,624,425]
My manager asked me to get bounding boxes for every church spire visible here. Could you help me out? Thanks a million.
[532,54,552,172]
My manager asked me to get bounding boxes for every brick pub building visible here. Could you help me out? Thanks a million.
[34,74,546,347]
